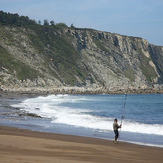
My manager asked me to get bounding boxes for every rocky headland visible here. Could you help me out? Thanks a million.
[0,12,163,95]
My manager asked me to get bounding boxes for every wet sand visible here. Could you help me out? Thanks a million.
[0,126,162,163]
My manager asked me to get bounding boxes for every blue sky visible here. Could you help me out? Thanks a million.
[1,0,163,46]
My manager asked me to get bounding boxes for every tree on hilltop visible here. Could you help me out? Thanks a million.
[0,10,36,25]
[50,20,55,26]
[43,19,49,26]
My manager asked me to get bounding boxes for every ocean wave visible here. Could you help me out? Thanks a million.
[11,94,163,136]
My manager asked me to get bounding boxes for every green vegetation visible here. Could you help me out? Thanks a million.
[93,38,110,54]
[26,24,88,85]
[137,49,157,82]
[123,65,135,82]
[0,45,41,80]
[0,10,162,88]
[0,10,69,28]
[55,22,68,28]
[91,31,111,55]
[0,10,89,86]
[0,10,36,26]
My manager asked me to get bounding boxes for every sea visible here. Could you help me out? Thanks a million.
[0,94,163,148]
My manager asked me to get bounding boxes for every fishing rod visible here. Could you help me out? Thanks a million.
[121,93,127,125]
[118,93,127,143]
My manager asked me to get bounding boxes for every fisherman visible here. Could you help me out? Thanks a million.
[113,118,122,143]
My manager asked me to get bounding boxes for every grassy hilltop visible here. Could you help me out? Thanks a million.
[0,11,163,94]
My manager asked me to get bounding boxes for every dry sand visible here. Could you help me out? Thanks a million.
[0,126,162,163]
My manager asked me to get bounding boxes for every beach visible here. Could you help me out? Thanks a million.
[0,92,163,162]
[0,126,163,163]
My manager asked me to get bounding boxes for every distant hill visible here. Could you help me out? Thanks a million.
[0,11,163,94]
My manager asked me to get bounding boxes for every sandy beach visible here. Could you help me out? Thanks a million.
[0,126,162,163]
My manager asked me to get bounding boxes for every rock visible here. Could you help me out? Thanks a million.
[0,25,162,93]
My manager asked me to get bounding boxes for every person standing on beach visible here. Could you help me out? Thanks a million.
[113,119,121,143]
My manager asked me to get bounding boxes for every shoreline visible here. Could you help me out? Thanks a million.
[1,91,163,162]
[1,86,163,99]
[1,92,163,148]
[0,125,163,163]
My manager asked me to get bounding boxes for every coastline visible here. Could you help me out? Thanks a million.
[0,91,163,162]
[0,126,163,163]
[1,86,163,98]
[1,91,163,145]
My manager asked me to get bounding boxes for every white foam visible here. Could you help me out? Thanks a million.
[122,140,163,148]
[122,121,163,135]
[11,94,163,136]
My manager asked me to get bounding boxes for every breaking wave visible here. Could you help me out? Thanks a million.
[11,94,163,136]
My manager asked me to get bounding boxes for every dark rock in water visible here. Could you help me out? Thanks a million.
[19,112,42,118]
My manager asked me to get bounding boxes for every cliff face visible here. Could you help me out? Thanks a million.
[0,24,163,92]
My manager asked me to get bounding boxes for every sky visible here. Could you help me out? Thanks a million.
[1,0,163,46]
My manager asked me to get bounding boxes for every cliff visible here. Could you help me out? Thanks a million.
[0,24,163,94]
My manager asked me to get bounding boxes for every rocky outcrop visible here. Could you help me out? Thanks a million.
[0,25,163,93]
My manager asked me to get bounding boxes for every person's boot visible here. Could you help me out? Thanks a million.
[114,137,118,144]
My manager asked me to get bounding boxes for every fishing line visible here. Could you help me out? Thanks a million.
[118,93,127,143]
[121,93,127,125]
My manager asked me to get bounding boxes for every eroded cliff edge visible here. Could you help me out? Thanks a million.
[0,24,163,94]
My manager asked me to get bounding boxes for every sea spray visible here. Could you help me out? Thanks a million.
[11,94,163,136]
